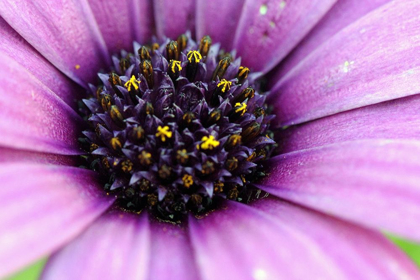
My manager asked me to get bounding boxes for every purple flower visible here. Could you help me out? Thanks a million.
[1,0,420,279]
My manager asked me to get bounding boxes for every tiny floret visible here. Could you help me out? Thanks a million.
[124,75,140,91]
[156,125,173,142]
[217,79,232,93]
[199,135,220,150]
[234,102,247,116]
[187,50,202,63]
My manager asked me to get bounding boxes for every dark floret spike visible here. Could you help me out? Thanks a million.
[236,66,250,84]
[177,34,188,52]
[186,50,202,81]
[199,35,212,58]
[80,35,275,221]
[140,60,154,88]
[139,46,151,61]
[166,40,179,61]
[212,56,232,81]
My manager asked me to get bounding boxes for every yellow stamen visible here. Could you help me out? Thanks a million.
[217,79,232,93]
[170,60,182,73]
[182,174,194,188]
[198,135,220,150]
[187,50,202,63]
[156,125,173,142]
[234,102,247,116]
[124,75,140,91]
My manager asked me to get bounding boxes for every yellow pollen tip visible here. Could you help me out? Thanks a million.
[182,174,194,188]
[234,102,247,116]
[75,64,80,70]
[170,60,182,73]
[155,125,173,142]
[187,50,202,63]
[217,79,232,93]
[124,75,140,91]
[199,135,220,150]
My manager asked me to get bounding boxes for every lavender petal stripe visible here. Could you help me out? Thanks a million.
[189,200,349,280]
[0,55,84,155]
[0,0,109,86]
[0,18,84,109]
[147,219,199,280]
[270,0,420,126]
[277,94,420,154]
[258,139,420,241]
[41,211,150,280]
[154,0,195,39]
[0,147,76,166]
[253,197,420,279]
[196,0,246,51]
[0,164,114,279]
[233,0,336,73]
[269,0,391,86]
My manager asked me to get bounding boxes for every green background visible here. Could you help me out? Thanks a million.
[5,236,420,279]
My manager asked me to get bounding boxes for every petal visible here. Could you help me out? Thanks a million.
[253,197,420,279]
[154,0,195,39]
[41,211,150,280]
[0,0,109,86]
[0,147,76,166]
[277,94,420,153]
[0,55,84,155]
[0,18,84,109]
[270,0,420,126]
[190,200,420,279]
[258,139,420,241]
[196,0,245,51]
[148,219,199,280]
[232,0,336,73]
[0,164,113,279]
[87,0,154,53]
[269,0,391,85]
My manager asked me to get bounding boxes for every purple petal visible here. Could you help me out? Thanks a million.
[253,197,420,279]
[0,0,110,86]
[258,140,420,241]
[270,0,420,126]
[0,18,84,109]
[154,0,195,39]
[148,219,199,280]
[232,0,336,73]
[196,0,245,51]
[41,212,150,280]
[0,147,76,166]
[0,55,84,155]
[190,200,420,279]
[87,0,154,53]
[0,164,113,279]
[269,0,391,85]
[278,94,420,153]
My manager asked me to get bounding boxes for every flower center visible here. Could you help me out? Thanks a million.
[80,33,276,221]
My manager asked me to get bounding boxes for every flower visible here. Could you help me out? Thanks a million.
[1,0,420,279]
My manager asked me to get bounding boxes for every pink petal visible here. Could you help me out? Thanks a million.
[148,219,199,280]
[190,200,420,279]
[0,55,83,155]
[232,0,336,73]
[0,0,110,86]
[41,212,150,280]
[258,140,420,241]
[87,0,154,53]
[0,164,113,279]
[253,197,420,279]
[270,0,420,126]
[154,0,195,39]
[196,0,246,51]
[277,94,420,153]
[269,0,391,86]
[0,147,76,166]
[0,18,84,109]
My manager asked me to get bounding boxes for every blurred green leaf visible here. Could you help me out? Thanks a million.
[5,259,46,280]
[390,235,420,268]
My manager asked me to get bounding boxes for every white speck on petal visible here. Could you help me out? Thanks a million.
[280,1,286,9]
[259,4,268,15]
[253,268,268,280]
